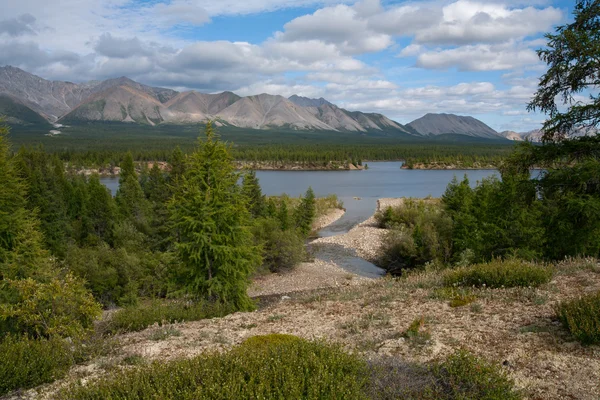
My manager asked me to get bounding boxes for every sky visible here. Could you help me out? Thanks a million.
[0,0,575,131]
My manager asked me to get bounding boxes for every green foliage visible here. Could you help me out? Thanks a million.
[0,121,28,265]
[251,217,306,273]
[84,174,118,244]
[0,335,72,396]
[555,291,600,345]
[402,317,431,347]
[432,350,522,400]
[443,259,553,289]
[527,0,600,139]
[277,198,291,230]
[116,174,150,231]
[294,186,316,236]
[104,299,235,335]
[65,241,173,307]
[443,175,546,262]
[169,123,261,309]
[376,199,452,273]
[242,170,265,218]
[58,335,369,399]
[0,273,101,339]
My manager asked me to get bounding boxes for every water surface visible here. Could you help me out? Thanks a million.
[100,161,499,233]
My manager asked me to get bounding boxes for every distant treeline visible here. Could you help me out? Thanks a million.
[20,143,515,168]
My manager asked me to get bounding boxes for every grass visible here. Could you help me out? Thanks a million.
[103,299,237,334]
[0,335,73,396]
[555,291,600,345]
[402,317,431,347]
[443,259,553,289]
[58,334,370,399]
[431,287,477,307]
[147,326,182,341]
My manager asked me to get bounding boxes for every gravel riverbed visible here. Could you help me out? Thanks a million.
[248,199,403,297]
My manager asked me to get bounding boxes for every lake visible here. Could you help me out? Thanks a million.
[100,161,501,236]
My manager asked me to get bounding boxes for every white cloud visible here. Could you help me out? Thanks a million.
[415,42,541,71]
[371,0,562,45]
[276,4,392,54]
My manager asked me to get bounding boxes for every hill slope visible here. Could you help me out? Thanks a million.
[217,94,333,130]
[408,113,500,139]
[0,94,51,126]
[59,85,169,125]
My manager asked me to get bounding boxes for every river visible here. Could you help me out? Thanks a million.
[100,161,502,236]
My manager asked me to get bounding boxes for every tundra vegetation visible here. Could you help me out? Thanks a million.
[1,2,599,398]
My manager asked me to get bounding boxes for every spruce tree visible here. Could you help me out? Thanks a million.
[119,152,136,184]
[294,187,316,237]
[169,122,260,309]
[85,175,117,243]
[145,164,171,250]
[242,170,265,218]
[169,146,186,183]
[116,152,150,230]
[0,122,27,263]
[278,200,290,231]
[266,198,277,218]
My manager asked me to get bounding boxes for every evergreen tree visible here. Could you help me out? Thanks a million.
[15,149,70,256]
[169,122,260,309]
[242,170,265,218]
[294,187,316,236]
[278,200,290,231]
[116,152,150,231]
[85,175,117,244]
[119,152,136,184]
[169,146,186,183]
[266,198,277,218]
[0,122,28,264]
[527,0,600,139]
[145,164,171,250]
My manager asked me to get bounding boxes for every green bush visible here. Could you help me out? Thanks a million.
[252,217,307,273]
[65,243,174,307]
[443,259,553,289]
[59,335,369,399]
[376,199,452,273]
[104,299,236,334]
[431,350,522,400]
[0,335,73,396]
[555,291,600,345]
[0,273,101,339]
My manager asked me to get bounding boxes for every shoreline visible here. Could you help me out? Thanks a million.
[247,199,402,298]
[70,161,512,176]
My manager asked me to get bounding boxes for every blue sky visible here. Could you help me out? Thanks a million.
[1,0,576,131]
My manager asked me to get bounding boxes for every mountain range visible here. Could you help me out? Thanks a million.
[1,65,510,140]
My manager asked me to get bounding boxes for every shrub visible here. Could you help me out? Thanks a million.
[0,335,73,396]
[103,299,236,334]
[555,291,600,345]
[0,273,101,339]
[251,217,306,273]
[65,243,174,307]
[432,350,522,400]
[403,316,431,347]
[59,335,369,399]
[375,199,452,274]
[443,259,553,289]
